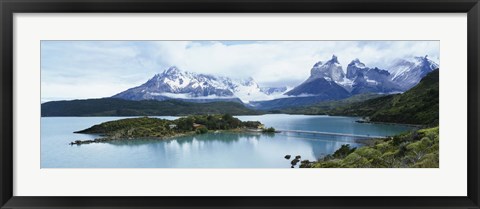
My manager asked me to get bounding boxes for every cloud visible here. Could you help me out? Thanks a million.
[41,40,439,101]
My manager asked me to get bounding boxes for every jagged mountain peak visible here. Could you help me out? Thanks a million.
[415,55,430,61]
[164,66,181,74]
[309,55,345,83]
[313,61,323,67]
[415,55,439,68]
[348,58,366,69]
[153,66,191,81]
[346,59,367,80]
[328,54,339,64]
[113,66,288,103]
[344,58,403,95]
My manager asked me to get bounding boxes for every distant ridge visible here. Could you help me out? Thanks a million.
[41,98,262,117]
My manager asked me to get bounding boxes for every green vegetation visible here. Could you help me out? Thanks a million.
[72,114,267,145]
[331,144,357,159]
[195,127,209,134]
[262,127,276,133]
[42,98,261,117]
[296,70,440,168]
[75,116,178,138]
[328,95,396,118]
[283,69,439,126]
[300,126,439,168]
[279,93,382,115]
[331,69,439,125]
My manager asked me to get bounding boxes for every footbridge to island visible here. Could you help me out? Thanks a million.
[276,129,387,139]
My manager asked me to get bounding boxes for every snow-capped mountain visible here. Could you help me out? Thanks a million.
[112,66,287,103]
[286,55,399,96]
[230,77,286,103]
[308,55,346,83]
[285,55,438,97]
[389,56,439,90]
[284,55,350,99]
[260,87,289,95]
[346,59,402,94]
[346,58,368,79]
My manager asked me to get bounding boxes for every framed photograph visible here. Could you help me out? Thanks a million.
[1,0,479,208]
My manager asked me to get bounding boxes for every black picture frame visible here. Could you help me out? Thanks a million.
[1,0,479,208]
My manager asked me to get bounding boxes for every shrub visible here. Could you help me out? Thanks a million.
[332,144,356,158]
[302,126,439,168]
[195,127,208,134]
[262,127,276,133]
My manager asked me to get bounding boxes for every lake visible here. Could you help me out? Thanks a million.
[41,114,414,168]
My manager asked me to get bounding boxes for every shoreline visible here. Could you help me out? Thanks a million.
[44,114,426,127]
[70,131,196,145]
[354,119,424,128]
[70,128,267,145]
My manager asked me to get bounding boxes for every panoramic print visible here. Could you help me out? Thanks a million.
[41,41,439,168]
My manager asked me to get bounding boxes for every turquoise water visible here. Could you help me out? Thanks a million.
[41,114,414,168]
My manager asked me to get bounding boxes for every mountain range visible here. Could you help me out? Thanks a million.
[281,69,439,125]
[112,66,287,104]
[56,55,439,111]
[287,55,437,96]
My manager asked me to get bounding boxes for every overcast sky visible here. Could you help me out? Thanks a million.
[41,40,439,102]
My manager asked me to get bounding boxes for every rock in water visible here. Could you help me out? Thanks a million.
[291,159,300,166]
[284,155,291,159]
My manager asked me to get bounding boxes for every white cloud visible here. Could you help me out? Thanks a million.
[41,41,439,101]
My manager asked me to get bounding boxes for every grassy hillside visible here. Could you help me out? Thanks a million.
[41,98,262,116]
[300,126,439,168]
[331,69,439,125]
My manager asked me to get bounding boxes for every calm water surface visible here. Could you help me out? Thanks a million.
[41,114,414,168]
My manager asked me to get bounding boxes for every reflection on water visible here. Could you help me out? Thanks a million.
[41,115,413,168]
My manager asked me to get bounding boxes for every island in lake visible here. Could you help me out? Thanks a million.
[71,114,275,145]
